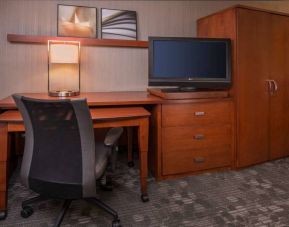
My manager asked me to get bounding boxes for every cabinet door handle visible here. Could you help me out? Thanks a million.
[272,80,278,93]
[266,80,274,95]
[194,157,205,163]
[195,111,205,116]
[194,134,205,140]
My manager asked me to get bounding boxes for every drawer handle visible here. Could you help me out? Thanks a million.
[194,157,205,163]
[194,134,205,140]
[195,111,205,116]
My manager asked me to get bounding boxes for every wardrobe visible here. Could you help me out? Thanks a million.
[197,5,289,167]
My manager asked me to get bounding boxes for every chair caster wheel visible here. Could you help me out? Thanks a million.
[112,219,121,227]
[100,177,113,191]
[141,194,149,202]
[100,183,113,191]
[127,161,134,167]
[21,206,33,218]
[0,211,7,220]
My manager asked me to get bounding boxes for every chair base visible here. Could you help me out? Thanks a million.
[85,198,120,226]
[54,200,72,227]
[21,195,120,227]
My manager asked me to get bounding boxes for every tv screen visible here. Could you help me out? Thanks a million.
[149,37,231,90]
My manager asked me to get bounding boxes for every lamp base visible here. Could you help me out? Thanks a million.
[49,90,80,97]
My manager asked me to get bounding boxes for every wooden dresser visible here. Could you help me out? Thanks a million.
[149,90,234,180]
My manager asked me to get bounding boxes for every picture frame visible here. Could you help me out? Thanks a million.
[101,8,137,40]
[57,4,97,38]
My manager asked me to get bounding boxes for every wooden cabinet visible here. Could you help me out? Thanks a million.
[197,6,289,167]
[152,98,234,179]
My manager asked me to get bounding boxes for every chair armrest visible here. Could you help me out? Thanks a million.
[104,127,124,147]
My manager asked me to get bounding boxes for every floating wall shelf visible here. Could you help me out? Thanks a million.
[7,34,148,48]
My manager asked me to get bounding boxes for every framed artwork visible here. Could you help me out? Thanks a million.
[101,8,137,40]
[57,4,97,38]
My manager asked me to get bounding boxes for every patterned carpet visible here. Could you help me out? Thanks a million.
[2,154,289,227]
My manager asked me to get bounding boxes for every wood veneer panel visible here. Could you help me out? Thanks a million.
[0,112,22,123]
[0,191,6,211]
[147,88,229,100]
[7,34,148,48]
[0,107,150,123]
[0,92,163,109]
[90,107,150,120]
[269,15,289,160]
[162,146,231,175]
[197,7,238,169]
[0,163,6,191]
[198,5,289,21]
[149,104,162,179]
[197,8,236,39]
[162,101,231,127]
[160,98,234,177]
[162,125,232,152]
[0,124,8,162]
[236,9,270,167]
[8,124,25,132]
[197,7,237,98]
[198,6,289,169]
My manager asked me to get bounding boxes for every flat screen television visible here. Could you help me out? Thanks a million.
[149,37,231,91]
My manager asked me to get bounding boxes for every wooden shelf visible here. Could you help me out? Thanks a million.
[7,34,148,48]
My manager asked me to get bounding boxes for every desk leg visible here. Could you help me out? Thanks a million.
[0,123,8,219]
[138,118,149,202]
[127,127,134,167]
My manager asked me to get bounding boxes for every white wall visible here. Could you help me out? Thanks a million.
[0,0,288,99]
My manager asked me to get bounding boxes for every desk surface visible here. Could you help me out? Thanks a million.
[0,92,163,109]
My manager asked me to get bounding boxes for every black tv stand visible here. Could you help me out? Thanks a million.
[160,87,198,93]
[179,87,197,92]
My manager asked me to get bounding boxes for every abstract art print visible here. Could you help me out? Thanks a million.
[58,5,97,38]
[101,8,137,40]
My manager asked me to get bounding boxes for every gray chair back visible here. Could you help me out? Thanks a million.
[13,95,97,199]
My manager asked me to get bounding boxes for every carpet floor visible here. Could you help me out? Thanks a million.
[1,154,289,227]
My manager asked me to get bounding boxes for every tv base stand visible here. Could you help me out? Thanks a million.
[147,88,229,100]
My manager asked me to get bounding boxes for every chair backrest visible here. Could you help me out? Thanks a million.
[13,95,97,199]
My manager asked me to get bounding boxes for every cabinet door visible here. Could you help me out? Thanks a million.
[236,9,270,167]
[269,15,289,159]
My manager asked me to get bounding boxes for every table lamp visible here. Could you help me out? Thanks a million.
[48,40,80,97]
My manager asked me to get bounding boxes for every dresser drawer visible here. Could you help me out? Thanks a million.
[162,146,232,175]
[162,125,232,152]
[162,101,232,127]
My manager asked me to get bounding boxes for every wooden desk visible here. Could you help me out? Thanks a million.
[0,92,162,219]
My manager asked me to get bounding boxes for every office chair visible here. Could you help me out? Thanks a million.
[13,94,123,227]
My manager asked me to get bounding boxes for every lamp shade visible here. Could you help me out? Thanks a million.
[48,40,80,97]
[49,43,79,64]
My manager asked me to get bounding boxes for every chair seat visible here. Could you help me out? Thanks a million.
[95,142,111,179]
